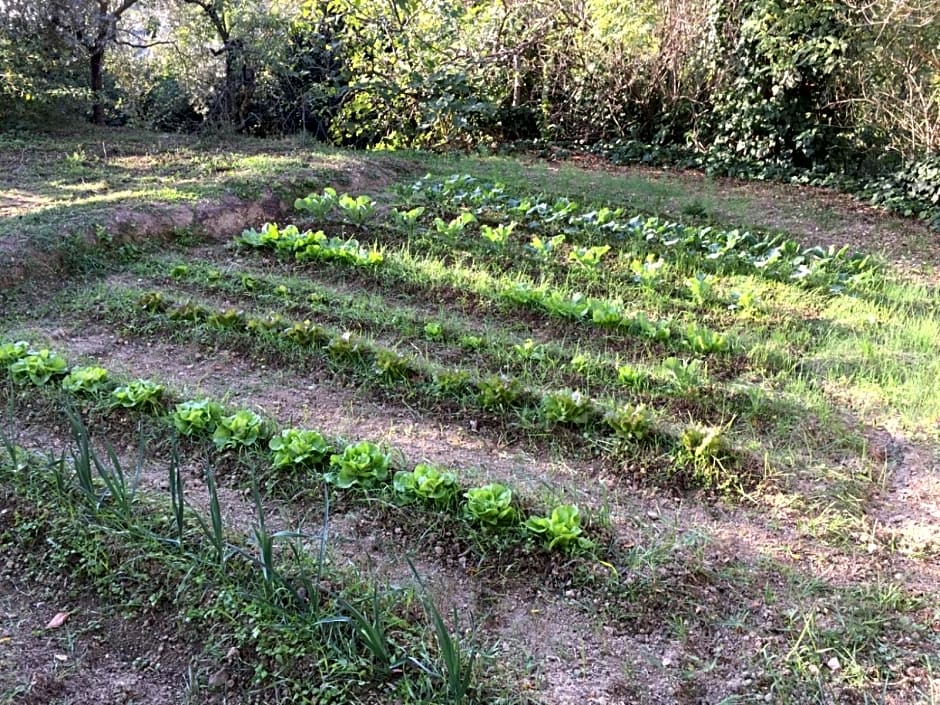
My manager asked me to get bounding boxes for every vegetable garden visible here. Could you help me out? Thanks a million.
[2,163,938,705]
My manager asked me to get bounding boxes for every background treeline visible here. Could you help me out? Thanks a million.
[2,0,939,216]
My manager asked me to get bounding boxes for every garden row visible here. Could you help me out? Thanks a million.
[0,339,597,552]
[104,287,750,492]
[0,399,487,704]
[236,221,735,356]
[151,257,753,402]
[399,174,878,294]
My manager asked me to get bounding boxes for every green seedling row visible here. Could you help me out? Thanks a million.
[403,174,878,294]
[1,338,607,554]
[155,258,767,406]
[117,291,750,490]
[235,223,737,356]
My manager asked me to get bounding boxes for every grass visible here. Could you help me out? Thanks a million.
[1,127,939,703]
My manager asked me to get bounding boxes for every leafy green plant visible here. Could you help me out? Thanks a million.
[238,222,303,250]
[282,319,329,346]
[685,273,717,306]
[431,369,474,398]
[631,312,672,342]
[616,364,649,389]
[526,233,565,259]
[213,409,266,451]
[459,335,483,350]
[137,291,165,312]
[391,206,426,235]
[172,398,224,436]
[294,187,338,219]
[327,441,391,489]
[684,324,731,354]
[61,366,110,396]
[676,424,738,492]
[9,349,68,385]
[111,379,164,411]
[524,504,592,552]
[269,428,331,471]
[423,321,444,340]
[169,302,206,322]
[393,463,459,506]
[603,403,651,440]
[372,349,411,380]
[512,338,545,361]
[327,331,366,360]
[476,374,523,411]
[630,254,667,288]
[208,307,245,329]
[588,299,623,326]
[338,194,376,226]
[434,211,476,239]
[540,389,594,426]
[0,340,29,367]
[479,221,516,248]
[568,244,610,269]
[660,357,704,392]
[464,483,515,527]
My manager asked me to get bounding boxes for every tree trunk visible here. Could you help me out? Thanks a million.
[90,47,105,125]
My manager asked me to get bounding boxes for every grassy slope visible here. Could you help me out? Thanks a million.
[1,125,939,705]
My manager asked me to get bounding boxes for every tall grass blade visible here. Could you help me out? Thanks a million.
[407,556,476,704]
[169,444,185,545]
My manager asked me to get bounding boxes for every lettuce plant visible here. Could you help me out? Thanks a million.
[464,483,515,527]
[282,320,329,347]
[604,403,651,441]
[433,212,476,239]
[327,441,391,489]
[540,389,594,426]
[237,222,303,250]
[0,340,29,367]
[479,221,516,248]
[568,244,610,269]
[430,369,474,398]
[111,379,164,411]
[373,349,411,380]
[679,425,728,467]
[683,324,730,354]
[393,463,459,506]
[676,424,738,491]
[213,409,265,450]
[294,187,338,219]
[477,374,523,411]
[685,274,717,306]
[61,366,110,396]
[173,398,224,436]
[208,308,245,329]
[660,357,704,392]
[391,206,425,235]
[137,292,165,312]
[526,233,565,259]
[630,254,667,288]
[512,338,545,361]
[616,364,649,389]
[338,194,375,226]
[524,504,592,551]
[10,349,68,385]
[269,428,331,471]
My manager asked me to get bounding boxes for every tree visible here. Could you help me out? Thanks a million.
[47,0,147,124]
